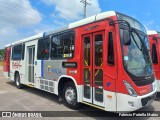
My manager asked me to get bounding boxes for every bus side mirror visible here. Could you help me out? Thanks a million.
[123,29,131,45]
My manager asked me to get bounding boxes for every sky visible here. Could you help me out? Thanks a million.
[0,0,160,49]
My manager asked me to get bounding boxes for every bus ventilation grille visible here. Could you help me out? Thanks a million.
[40,79,54,93]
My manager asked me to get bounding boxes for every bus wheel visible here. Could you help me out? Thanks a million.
[15,73,23,89]
[62,82,81,109]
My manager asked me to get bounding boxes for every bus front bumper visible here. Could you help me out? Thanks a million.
[155,79,160,92]
[116,89,157,112]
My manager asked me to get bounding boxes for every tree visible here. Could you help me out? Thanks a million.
[0,49,5,57]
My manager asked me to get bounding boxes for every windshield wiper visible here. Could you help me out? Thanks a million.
[130,30,142,51]
[142,36,150,51]
[132,29,150,51]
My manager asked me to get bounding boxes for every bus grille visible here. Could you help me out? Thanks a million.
[40,79,54,93]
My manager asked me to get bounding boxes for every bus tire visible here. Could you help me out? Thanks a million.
[62,82,81,109]
[15,73,23,89]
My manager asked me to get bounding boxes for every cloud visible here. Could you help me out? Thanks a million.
[53,20,66,27]
[0,0,101,49]
[0,0,41,28]
[0,27,19,48]
[0,27,18,37]
[0,0,42,48]
[42,0,101,21]
[33,24,56,34]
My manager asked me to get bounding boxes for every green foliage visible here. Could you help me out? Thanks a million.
[0,49,4,59]
[0,61,2,66]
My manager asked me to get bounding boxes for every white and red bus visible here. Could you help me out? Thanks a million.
[3,11,156,112]
[147,31,160,93]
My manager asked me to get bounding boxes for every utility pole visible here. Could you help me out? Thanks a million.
[80,0,91,18]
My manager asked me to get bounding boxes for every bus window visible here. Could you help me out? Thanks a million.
[84,37,90,66]
[94,34,103,103]
[12,44,23,60]
[95,69,103,102]
[152,43,158,64]
[50,31,75,59]
[84,68,91,99]
[37,37,50,60]
[107,32,114,65]
[95,34,103,66]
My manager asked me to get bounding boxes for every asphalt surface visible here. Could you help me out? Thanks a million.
[0,66,160,120]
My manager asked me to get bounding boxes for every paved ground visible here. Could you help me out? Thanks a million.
[0,66,160,120]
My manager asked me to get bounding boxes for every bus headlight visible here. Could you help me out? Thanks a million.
[152,82,156,91]
[124,80,138,97]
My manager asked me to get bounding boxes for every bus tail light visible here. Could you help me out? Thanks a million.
[123,80,138,97]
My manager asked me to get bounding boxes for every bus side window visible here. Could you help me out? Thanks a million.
[152,43,158,64]
[50,31,75,59]
[107,32,114,65]
[37,37,50,60]
[61,32,75,58]
[12,44,23,60]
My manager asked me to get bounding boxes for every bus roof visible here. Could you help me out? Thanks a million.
[147,31,160,38]
[6,11,116,47]
[147,31,158,35]
[5,33,43,47]
[45,11,116,36]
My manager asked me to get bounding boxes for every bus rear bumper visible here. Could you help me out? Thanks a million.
[116,89,157,112]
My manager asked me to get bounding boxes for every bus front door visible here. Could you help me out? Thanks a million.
[82,31,104,107]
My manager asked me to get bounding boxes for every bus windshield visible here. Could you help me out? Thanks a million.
[120,29,153,77]
[116,12,153,77]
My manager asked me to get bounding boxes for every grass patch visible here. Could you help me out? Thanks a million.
[0,61,3,66]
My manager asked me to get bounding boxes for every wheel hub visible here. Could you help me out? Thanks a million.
[65,87,76,104]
